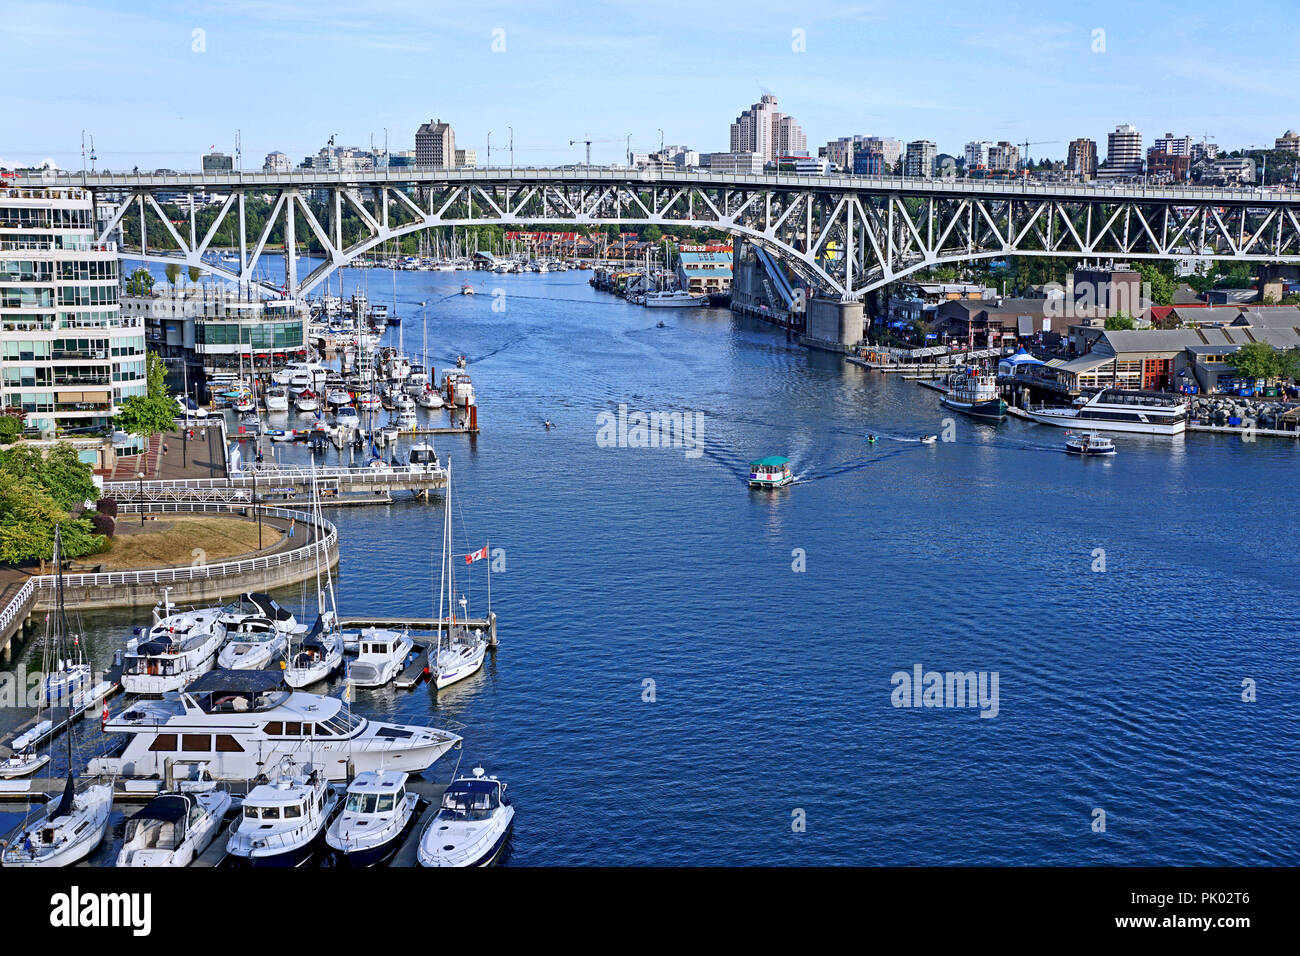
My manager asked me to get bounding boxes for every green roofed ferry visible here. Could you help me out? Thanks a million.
[748,456,793,489]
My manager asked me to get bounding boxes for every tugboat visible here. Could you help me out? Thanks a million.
[747,456,794,489]
[938,367,1006,421]
[1064,431,1117,456]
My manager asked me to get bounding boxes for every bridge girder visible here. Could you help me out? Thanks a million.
[88,174,1300,301]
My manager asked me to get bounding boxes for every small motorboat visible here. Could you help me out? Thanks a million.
[461,284,475,295]
[116,790,232,867]
[0,748,51,779]
[327,389,352,407]
[225,762,340,868]
[920,434,938,444]
[217,623,287,671]
[748,456,793,489]
[1065,431,1117,456]
[325,770,419,867]
[347,628,413,688]
[263,387,289,412]
[417,768,514,868]
[397,408,418,430]
[656,320,666,328]
[865,433,877,445]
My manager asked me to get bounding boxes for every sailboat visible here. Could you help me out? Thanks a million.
[432,459,488,690]
[283,471,345,688]
[0,527,113,867]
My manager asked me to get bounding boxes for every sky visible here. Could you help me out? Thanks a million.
[3,0,1298,171]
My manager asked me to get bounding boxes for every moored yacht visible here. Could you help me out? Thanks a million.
[1026,388,1188,435]
[122,594,226,695]
[416,768,514,868]
[90,669,462,781]
[263,387,289,412]
[325,770,418,867]
[347,629,413,688]
[283,614,344,688]
[294,389,319,413]
[116,790,232,867]
[225,761,341,867]
[643,289,707,308]
[217,620,287,670]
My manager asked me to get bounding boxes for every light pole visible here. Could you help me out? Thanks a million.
[487,131,492,167]
[508,127,514,172]
[658,128,664,162]
[137,472,145,525]
[626,133,633,167]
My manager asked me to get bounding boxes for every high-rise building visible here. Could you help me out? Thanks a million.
[853,149,886,176]
[455,149,477,168]
[904,140,936,178]
[1067,138,1098,179]
[0,186,146,439]
[262,151,292,174]
[862,137,903,170]
[202,152,233,173]
[1101,124,1143,179]
[1189,140,1219,162]
[1152,133,1193,157]
[416,119,457,168]
[1276,130,1300,155]
[729,95,806,164]
[964,141,994,170]
[988,141,1020,172]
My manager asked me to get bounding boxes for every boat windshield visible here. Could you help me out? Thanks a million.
[344,792,399,814]
[320,710,365,736]
[440,782,499,818]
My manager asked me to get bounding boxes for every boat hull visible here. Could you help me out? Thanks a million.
[939,394,1007,420]
[1025,409,1185,435]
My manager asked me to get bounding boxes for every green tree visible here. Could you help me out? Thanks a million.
[1135,263,1176,306]
[115,353,175,439]
[164,263,181,288]
[187,265,202,285]
[1226,341,1282,382]
[1275,347,1300,383]
[0,446,107,564]
[0,414,22,444]
[0,443,98,511]
[124,267,155,297]
[1104,312,1137,331]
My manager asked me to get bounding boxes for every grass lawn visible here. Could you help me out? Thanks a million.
[92,515,282,571]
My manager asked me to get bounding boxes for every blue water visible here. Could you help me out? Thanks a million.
[6,265,1299,865]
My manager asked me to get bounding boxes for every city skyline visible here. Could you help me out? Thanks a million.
[3,0,1299,171]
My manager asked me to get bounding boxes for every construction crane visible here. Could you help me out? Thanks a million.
[569,138,620,167]
[1018,139,1060,168]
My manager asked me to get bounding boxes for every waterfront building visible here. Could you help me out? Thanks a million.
[262,151,292,174]
[706,152,765,175]
[202,151,234,173]
[675,247,733,295]
[1067,138,1098,180]
[455,149,477,168]
[1274,130,1300,155]
[1100,124,1143,180]
[120,285,307,401]
[729,95,807,164]
[0,186,146,444]
[904,140,936,178]
[416,119,457,168]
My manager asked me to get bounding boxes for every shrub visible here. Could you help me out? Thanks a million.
[90,512,116,539]
[97,497,118,517]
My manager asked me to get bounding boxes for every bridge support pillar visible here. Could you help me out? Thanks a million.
[803,297,864,351]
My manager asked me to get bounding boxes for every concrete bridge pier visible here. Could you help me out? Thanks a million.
[803,297,865,351]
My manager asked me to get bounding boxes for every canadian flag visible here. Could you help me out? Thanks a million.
[101,703,109,729]
[464,544,488,565]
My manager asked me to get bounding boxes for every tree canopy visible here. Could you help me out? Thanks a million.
[114,353,175,439]
[0,444,105,562]
[1226,341,1300,383]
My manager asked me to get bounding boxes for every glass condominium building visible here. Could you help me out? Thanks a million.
[0,186,146,437]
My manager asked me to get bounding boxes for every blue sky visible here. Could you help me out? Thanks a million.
[4,0,1297,170]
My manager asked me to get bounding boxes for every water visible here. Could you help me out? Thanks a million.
[5,266,1299,865]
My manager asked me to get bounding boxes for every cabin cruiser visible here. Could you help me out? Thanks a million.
[417,768,513,867]
[643,289,707,308]
[408,442,440,472]
[1065,431,1117,456]
[217,621,287,670]
[294,389,319,413]
[347,628,413,688]
[226,761,341,867]
[443,370,475,407]
[335,406,360,428]
[283,614,344,688]
[748,456,794,489]
[404,370,430,396]
[1026,389,1188,435]
[116,790,232,867]
[396,408,418,430]
[325,770,418,866]
[122,596,226,695]
[263,387,290,412]
[939,368,1006,420]
[90,670,462,782]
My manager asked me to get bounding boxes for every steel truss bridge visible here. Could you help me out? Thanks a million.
[20,168,1300,300]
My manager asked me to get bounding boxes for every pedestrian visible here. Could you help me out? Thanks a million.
[288,518,295,538]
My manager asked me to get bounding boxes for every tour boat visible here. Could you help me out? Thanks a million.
[294,389,319,413]
[417,768,514,867]
[644,289,707,308]
[748,456,794,489]
[263,387,289,412]
[0,528,113,868]
[91,669,461,781]
[1065,431,1117,456]
[116,790,232,867]
[1026,389,1188,436]
[938,368,1006,420]
[325,770,419,867]
[122,592,226,695]
[225,761,341,867]
[347,628,414,688]
[431,460,488,690]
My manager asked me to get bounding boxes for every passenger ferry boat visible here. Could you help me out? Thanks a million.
[325,770,418,867]
[225,761,341,867]
[748,456,794,489]
[89,670,462,782]
[938,368,1006,420]
[1064,431,1117,456]
[1026,388,1188,435]
[417,768,514,867]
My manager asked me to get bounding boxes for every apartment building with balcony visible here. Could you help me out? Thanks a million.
[0,186,146,442]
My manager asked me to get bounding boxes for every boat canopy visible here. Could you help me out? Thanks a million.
[130,794,190,825]
[184,669,288,713]
[750,456,790,468]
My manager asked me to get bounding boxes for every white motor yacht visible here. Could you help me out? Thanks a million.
[91,670,461,781]
[225,762,341,867]
[283,614,344,688]
[263,387,289,412]
[1025,388,1188,435]
[325,770,418,867]
[347,629,413,688]
[116,790,232,867]
[416,768,514,867]
[122,593,226,695]
[217,620,287,670]
[643,289,707,308]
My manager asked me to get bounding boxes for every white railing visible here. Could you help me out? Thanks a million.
[24,503,336,592]
[0,578,36,635]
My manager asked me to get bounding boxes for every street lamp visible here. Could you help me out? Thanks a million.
[137,471,145,525]
[487,131,492,167]
[508,127,514,172]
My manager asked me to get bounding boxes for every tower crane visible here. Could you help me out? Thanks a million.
[569,138,621,167]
